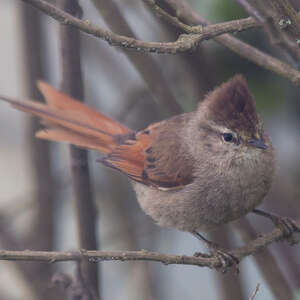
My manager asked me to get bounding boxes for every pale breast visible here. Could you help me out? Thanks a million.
[132,142,275,233]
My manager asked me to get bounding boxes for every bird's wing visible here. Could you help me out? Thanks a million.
[102,114,195,190]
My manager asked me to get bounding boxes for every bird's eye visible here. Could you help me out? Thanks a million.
[222,133,234,143]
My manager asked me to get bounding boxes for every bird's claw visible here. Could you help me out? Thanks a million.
[253,209,300,245]
[194,243,239,273]
[272,216,300,245]
[209,244,239,274]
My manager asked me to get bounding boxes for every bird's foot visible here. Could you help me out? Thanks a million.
[253,209,300,245]
[192,232,239,273]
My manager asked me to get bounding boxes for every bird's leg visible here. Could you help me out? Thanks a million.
[191,231,239,273]
[253,208,300,245]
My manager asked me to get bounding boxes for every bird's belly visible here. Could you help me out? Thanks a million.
[132,166,272,232]
[133,182,208,232]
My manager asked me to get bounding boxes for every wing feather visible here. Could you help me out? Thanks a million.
[103,114,195,189]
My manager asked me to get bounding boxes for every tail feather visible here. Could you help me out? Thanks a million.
[36,127,111,153]
[37,81,129,136]
[0,82,132,154]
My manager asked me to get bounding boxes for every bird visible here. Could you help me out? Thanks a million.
[0,75,276,267]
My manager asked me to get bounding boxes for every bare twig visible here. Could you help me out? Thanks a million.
[236,0,265,22]
[249,284,260,300]
[236,0,300,63]
[21,0,258,55]
[157,0,300,85]
[0,219,299,269]
[272,0,300,33]
[57,0,99,297]
[21,0,300,85]
[143,0,203,32]
[144,0,259,35]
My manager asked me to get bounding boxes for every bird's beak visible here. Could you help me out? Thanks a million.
[247,138,267,149]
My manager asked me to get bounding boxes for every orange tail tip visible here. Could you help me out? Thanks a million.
[0,82,132,154]
[36,80,129,136]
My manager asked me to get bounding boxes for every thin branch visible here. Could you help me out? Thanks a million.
[21,0,300,84]
[143,0,203,32]
[157,0,300,85]
[145,0,259,34]
[20,0,300,85]
[236,0,265,22]
[236,0,300,63]
[270,0,300,40]
[22,0,258,55]
[144,0,259,35]
[0,219,299,269]
[249,284,260,300]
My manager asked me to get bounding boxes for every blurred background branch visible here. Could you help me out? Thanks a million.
[89,0,181,116]
[57,0,100,298]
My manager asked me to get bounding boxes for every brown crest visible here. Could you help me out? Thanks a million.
[203,75,259,136]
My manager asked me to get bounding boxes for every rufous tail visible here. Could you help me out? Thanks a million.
[0,81,131,154]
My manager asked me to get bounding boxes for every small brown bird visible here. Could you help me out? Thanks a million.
[0,75,275,265]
